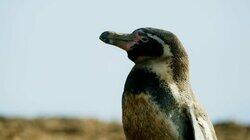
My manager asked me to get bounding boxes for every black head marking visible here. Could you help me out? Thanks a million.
[127,40,163,61]
[127,32,164,62]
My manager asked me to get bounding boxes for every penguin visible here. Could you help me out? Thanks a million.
[99,28,217,140]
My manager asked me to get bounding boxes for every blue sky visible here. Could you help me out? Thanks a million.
[0,0,249,123]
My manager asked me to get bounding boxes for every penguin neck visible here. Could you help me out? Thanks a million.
[133,56,190,92]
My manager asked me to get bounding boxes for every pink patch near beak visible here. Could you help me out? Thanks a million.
[120,34,141,51]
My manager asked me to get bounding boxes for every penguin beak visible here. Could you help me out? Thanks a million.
[99,31,136,51]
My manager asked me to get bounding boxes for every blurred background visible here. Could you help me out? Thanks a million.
[0,0,250,140]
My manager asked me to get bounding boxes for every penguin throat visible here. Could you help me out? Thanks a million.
[133,58,174,82]
[134,57,190,92]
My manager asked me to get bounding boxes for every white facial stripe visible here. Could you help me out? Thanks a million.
[163,44,173,56]
[146,33,165,45]
[138,31,173,56]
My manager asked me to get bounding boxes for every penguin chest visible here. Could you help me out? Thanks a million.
[122,93,179,140]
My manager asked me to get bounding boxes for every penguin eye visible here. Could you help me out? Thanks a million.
[141,37,149,43]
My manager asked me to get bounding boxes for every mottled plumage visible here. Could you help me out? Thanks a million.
[100,27,217,140]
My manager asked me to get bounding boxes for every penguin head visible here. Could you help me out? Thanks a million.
[100,27,188,63]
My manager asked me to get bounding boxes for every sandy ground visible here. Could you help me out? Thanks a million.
[0,117,249,140]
